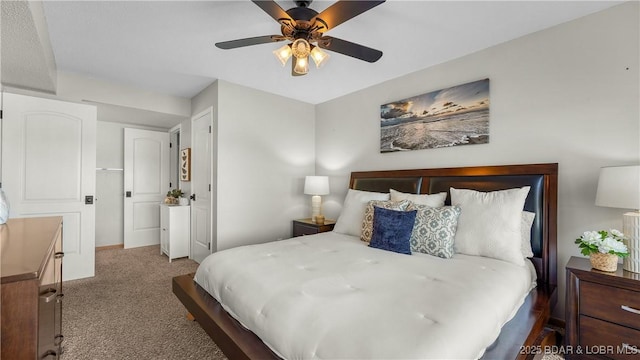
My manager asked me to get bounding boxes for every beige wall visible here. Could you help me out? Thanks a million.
[190,80,316,251]
[315,2,640,319]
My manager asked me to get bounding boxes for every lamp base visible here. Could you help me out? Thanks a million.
[623,211,640,273]
[311,195,322,223]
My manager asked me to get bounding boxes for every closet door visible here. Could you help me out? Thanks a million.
[1,93,97,281]
[123,128,169,249]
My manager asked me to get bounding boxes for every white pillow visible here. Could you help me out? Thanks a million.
[451,187,530,266]
[333,189,390,237]
[521,211,536,258]
[390,189,447,207]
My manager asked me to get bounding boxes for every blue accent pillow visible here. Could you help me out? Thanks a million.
[368,206,417,255]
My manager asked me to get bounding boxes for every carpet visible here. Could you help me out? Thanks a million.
[61,245,227,360]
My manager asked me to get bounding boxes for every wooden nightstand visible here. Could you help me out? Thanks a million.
[292,218,336,237]
[565,256,640,359]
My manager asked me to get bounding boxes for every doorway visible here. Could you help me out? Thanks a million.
[169,125,181,190]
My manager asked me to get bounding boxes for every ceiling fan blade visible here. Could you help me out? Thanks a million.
[215,35,285,50]
[318,36,382,63]
[252,0,294,26]
[313,1,385,31]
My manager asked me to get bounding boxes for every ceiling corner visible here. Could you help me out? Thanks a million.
[1,0,57,94]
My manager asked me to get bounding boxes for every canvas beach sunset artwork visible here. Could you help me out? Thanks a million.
[380,79,490,152]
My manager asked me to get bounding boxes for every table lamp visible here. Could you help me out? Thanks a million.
[595,165,640,273]
[304,176,329,224]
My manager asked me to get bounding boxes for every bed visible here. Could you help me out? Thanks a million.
[173,163,558,359]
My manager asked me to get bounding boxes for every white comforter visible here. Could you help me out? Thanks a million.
[194,231,535,359]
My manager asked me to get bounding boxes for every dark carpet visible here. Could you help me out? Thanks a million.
[61,245,227,360]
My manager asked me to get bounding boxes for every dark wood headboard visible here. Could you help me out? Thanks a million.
[349,163,558,287]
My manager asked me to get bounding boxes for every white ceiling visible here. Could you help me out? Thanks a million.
[41,0,622,105]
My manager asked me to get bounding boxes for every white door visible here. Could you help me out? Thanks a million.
[191,108,212,263]
[1,93,97,281]
[123,128,169,249]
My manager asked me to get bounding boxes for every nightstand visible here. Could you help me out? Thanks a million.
[292,218,336,237]
[565,256,640,359]
[160,205,190,262]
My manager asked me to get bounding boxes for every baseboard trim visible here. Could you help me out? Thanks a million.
[96,244,124,251]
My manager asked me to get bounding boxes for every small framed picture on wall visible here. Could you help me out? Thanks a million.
[180,148,191,181]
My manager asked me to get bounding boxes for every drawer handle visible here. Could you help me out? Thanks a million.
[56,293,64,303]
[621,305,640,315]
[40,289,57,302]
[54,251,64,259]
[54,334,64,346]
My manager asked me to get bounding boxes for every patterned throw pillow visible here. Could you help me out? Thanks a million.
[368,207,417,255]
[408,203,461,259]
[361,200,411,243]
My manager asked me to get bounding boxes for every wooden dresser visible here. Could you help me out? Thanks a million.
[565,256,640,359]
[1,217,64,359]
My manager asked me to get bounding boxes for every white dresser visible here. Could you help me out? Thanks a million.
[160,205,190,262]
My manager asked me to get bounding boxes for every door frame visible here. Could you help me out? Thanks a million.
[190,107,214,261]
[169,124,181,190]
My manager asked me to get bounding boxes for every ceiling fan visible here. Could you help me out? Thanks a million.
[215,0,385,76]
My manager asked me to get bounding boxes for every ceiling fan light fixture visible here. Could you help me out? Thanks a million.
[217,0,386,77]
[310,46,330,68]
[273,44,293,66]
[291,38,311,58]
[293,56,309,75]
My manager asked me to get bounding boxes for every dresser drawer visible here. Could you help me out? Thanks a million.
[580,281,640,330]
[580,315,640,359]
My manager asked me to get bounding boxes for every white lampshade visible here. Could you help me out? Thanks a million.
[596,165,640,273]
[304,176,329,195]
[595,165,640,210]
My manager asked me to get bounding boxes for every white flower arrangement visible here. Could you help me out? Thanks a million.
[575,229,629,257]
